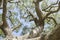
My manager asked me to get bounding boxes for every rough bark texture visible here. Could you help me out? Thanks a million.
[33,0,44,37]
[1,0,13,38]
[44,24,60,40]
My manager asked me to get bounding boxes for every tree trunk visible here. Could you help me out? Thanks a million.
[44,24,60,40]
[34,0,44,36]
[1,0,13,37]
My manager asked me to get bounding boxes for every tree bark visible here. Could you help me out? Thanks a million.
[44,24,60,40]
[0,0,13,37]
[34,0,44,36]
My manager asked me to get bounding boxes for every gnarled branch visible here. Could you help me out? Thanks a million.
[43,1,60,20]
[44,17,57,27]
[42,0,59,11]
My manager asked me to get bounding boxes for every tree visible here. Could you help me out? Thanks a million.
[0,0,60,40]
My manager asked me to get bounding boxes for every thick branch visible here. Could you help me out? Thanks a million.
[34,1,43,21]
[2,0,8,27]
[33,0,44,27]
[0,0,13,37]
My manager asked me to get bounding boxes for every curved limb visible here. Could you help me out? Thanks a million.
[42,0,59,11]
[44,17,57,27]
[43,1,60,20]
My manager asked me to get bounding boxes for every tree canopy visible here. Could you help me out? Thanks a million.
[0,0,60,40]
